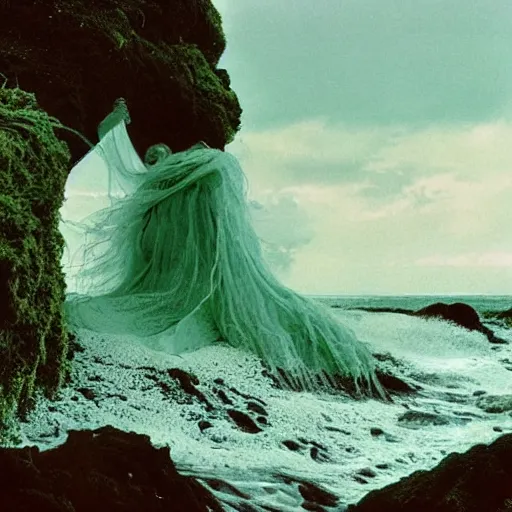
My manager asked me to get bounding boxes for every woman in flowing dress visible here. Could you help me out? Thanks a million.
[62,99,384,397]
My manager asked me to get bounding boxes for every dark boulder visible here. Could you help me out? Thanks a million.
[496,308,512,328]
[415,302,508,344]
[0,425,224,511]
[347,434,512,512]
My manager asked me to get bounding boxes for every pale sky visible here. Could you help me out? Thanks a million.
[212,0,512,295]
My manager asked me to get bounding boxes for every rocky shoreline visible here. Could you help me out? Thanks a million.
[2,424,511,512]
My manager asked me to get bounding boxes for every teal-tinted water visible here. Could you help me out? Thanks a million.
[309,294,512,314]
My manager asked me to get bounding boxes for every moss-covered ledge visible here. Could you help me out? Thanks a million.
[0,87,70,443]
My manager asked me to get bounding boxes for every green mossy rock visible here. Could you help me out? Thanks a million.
[0,0,242,163]
[0,87,70,442]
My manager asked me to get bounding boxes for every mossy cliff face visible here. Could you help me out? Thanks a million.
[0,0,241,440]
[0,0,242,163]
[0,88,71,440]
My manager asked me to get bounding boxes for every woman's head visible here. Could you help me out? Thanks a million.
[144,143,172,166]
[144,141,212,168]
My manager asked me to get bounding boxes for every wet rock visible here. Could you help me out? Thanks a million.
[106,393,128,401]
[472,390,486,396]
[226,409,262,434]
[476,394,512,413]
[325,426,352,435]
[0,425,223,511]
[282,440,301,451]
[375,370,419,394]
[415,302,508,344]
[168,368,213,411]
[307,439,328,451]
[227,386,267,406]
[145,371,174,398]
[495,308,512,327]
[350,307,413,315]
[198,420,213,433]
[370,426,398,442]
[398,410,471,428]
[298,481,339,507]
[247,401,268,416]
[204,478,250,499]
[358,468,377,478]
[76,387,96,400]
[301,502,328,511]
[347,434,512,512]
[214,388,233,405]
[310,446,330,462]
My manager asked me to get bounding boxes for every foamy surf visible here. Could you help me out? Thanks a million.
[18,308,512,510]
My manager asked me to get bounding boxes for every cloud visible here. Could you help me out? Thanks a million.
[249,193,315,275]
[229,118,512,193]
[227,119,512,293]
[229,119,406,189]
[416,253,512,268]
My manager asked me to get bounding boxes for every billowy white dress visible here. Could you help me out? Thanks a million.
[61,120,382,395]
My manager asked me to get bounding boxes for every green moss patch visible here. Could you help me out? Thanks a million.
[0,87,71,441]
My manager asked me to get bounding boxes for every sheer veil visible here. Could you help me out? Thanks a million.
[60,120,384,397]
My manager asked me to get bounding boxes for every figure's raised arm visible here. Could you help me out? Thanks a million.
[97,98,131,141]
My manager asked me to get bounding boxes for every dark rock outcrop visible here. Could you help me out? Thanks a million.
[0,425,224,511]
[0,0,242,164]
[496,308,512,328]
[350,302,508,344]
[347,434,512,512]
[415,302,508,344]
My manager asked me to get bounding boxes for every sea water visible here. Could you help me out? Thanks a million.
[17,295,512,511]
